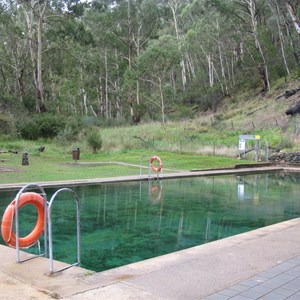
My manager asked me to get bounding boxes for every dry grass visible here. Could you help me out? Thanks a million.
[95,79,300,156]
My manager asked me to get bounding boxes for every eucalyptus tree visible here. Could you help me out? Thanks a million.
[84,0,160,122]
[235,0,270,92]
[268,0,290,76]
[281,0,300,69]
[19,0,50,112]
[138,35,181,129]
[0,3,29,106]
[179,0,243,111]
[122,0,161,123]
[205,0,299,87]
[118,0,161,123]
[285,0,300,39]
[83,0,128,119]
[167,0,188,91]
[0,0,73,113]
[188,5,233,93]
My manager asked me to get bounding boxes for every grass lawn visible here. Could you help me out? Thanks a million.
[0,147,242,184]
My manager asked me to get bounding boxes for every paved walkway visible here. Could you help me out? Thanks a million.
[205,255,300,300]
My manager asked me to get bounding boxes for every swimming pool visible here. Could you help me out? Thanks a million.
[1,171,300,272]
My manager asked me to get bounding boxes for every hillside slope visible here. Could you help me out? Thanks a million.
[196,80,300,151]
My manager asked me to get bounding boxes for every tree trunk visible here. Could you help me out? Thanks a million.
[23,0,48,113]
[246,0,270,92]
[37,14,46,112]
[269,0,290,76]
[105,49,109,119]
[127,0,135,123]
[283,10,300,69]
[83,89,88,117]
[97,76,105,117]
[169,0,187,91]
[158,77,166,133]
[207,53,214,87]
[286,0,300,38]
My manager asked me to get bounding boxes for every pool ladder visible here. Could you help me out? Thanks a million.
[12,184,80,274]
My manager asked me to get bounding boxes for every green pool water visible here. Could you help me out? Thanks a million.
[1,171,300,272]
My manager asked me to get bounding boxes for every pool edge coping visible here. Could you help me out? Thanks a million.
[0,164,296,190]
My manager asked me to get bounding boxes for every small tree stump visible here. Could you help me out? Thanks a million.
[22,152,29,166]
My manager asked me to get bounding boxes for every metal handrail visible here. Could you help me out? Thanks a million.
[139,155,148,177]
[48,188,80,274]
[15,183,47,263]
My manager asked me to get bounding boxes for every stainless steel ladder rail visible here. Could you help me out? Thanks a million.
[139,155,148,177]
[15,183,48,263]
[48,188,80,274]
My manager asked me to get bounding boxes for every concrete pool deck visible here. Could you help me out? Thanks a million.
[1,165,300,299]
[0,218,300,299]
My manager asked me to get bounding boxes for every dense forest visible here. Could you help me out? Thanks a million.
[0,0,300,139]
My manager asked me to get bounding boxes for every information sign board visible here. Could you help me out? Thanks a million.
[239,135,260,140]
[239,139,246,151]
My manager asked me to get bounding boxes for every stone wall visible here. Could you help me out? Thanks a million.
[269,152,300,163]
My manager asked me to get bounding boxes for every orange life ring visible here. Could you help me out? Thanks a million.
[1,192,45,249]
[150,156,162,172]
[150,185,162,203]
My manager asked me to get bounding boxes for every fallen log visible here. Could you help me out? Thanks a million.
[284,88,300,98]
[286,100,300,116]
[276,86,300,100]
[133,135,154,148]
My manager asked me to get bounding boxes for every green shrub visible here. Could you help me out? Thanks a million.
[18,114,66,140]
[18,119,41,140]
[87,128,102,153]
[0,114,16,135]
[38,115,64,138]
[56,126,80,143]
[56,118,81,143]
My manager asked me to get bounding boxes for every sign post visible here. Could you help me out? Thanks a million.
[238,135,261,161]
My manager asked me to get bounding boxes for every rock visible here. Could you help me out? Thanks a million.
[269,152,300,163]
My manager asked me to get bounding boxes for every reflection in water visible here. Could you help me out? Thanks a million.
[0,172,300,272]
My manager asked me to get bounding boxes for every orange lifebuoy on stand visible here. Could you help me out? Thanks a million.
[150,156,163,173]
[1,192,45,249]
